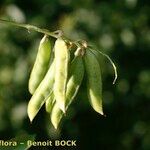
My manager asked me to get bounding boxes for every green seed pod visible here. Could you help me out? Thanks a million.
[45,92,55,113]
[65,56,84,108]
[89,49,102,65]
[54,38,69,112]
[51,56,84,129]
[84,49,103,115]
[29,35,51,94]
[27,60,55,122]
[50,102,63,129]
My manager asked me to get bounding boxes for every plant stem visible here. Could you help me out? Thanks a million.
[0,19,62,38]
[0,19,85,49]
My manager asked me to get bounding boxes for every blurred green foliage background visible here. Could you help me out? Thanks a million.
[0,0,150,149]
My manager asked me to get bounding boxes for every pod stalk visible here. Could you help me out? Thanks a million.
[0,19,62,38]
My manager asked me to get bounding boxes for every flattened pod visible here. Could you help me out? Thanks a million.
[54,38,69,112]
[51,56,84,129]
[45,92,55,113]
[27,60,55,122]
[84,49,103,115]
[29,35,51,94]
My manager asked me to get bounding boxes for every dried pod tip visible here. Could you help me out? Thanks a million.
[66,41,73,49]
[74,47,86,57]
[54,30,63,38]
[74,47,82,56]
[81,40,88,48]
[81,49,85,56]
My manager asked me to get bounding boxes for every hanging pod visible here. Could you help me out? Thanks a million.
[83,49,103,115]
[51,55,84,129]
[27,60,55,122]
[50,102,63,129]
[28,35,51,94]
[53,38,70,112]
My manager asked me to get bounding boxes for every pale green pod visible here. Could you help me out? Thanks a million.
[84,49,103,115]
[50,103,63,129]
[29,35,51,94]
[54,38,69,112]
[65,56,84,108]
[45,92,55,113]
[51,56,84,129]
[27,60,55,122]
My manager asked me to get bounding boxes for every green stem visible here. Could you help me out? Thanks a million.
[0,19,62,38]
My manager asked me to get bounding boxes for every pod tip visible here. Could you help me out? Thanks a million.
[27,104,36,123]
[62,107,66,114]
[58,103,66,113]
[99,111,104,116]
[51,118,60,130]
[28,115,34,123]
[53,124,58,130]
[96,108,104,116]
[29,119,33,123]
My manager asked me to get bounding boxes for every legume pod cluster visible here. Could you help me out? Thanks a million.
[28,36,117,129]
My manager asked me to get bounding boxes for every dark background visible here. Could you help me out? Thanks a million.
[0,0,149,150]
